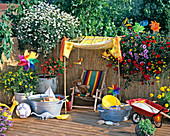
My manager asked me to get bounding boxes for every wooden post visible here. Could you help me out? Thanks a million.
[118,59,121,100]
[64,56,67,114]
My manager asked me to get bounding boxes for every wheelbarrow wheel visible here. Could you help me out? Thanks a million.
[132,112,141,124]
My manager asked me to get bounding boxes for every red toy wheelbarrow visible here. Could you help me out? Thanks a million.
[126,98,170,128]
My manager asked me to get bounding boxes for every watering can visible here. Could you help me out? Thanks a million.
[0,100,19,120]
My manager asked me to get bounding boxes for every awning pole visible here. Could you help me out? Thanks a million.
[118,59,121,101]
[64,56,67,114]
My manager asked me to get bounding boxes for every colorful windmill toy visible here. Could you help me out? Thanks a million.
[18,50,39,71]
[108,84,120,96]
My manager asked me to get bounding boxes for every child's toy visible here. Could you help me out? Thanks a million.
[126,98,170,128]
[31,112,55,120]
[72,79,90,95]
[0,100,19,120]
[16,103,31,118]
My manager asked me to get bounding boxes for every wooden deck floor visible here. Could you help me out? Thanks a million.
[5,109,170,136]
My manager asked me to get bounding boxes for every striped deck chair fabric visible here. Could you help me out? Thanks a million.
[83,70,104,95]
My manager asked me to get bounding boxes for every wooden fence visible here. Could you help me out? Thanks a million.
[0,38,169,104]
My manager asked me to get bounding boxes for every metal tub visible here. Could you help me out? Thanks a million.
[97,104,132,122]
[28,94,65,116]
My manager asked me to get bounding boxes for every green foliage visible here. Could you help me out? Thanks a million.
[139,0,170,34]
[0,14,13,63]
[0,68,39,95]
[138,119,156,136]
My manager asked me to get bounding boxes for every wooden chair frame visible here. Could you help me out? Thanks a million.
[70,68,107,111]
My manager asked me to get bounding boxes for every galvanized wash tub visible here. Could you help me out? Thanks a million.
[97,104,132,122]
[28,94,65,116]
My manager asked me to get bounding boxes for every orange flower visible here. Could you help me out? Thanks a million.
[149,21,161,32]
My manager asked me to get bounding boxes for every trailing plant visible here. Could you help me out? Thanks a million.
[0,107,13,136]
[105,21,170,88]
[40,55,72,77]
[0,14,13,63]
[0,68,39,95]
[138,119,156,136]
[16,1,80,56]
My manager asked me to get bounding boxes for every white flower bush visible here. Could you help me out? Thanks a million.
[17,2,80,55]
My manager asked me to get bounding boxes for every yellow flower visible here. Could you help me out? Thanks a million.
[162,93,165,97]
[157,94,162,99]
[167,88,170,91]
[160,87,165,91]
[129,49,132,51]
[7,88,10,91]
[152,36,155,39]
[143,31,145,33]
[30,86,33,89]
[37,79,38,81]
[30,76,33,79]
[156,76,160,79]
[9,71,12,74]
[30,72,33,75]
[165,103,169,108]
[11,78,15,81]
[13,89,16,92]
[26,74,28,76]
[156,81,159,83]
[19,82,22,85]
[25,85,28,88]
[164,86,167,89]
[131,37,133,39]
[13,74,16,77]
[150,93,154,97]
[5,86,7,88]
[7,79,10,81]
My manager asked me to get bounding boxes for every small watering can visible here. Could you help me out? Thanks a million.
[0,100,19,120]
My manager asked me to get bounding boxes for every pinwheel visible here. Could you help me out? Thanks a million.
[122,17,132,27]
[18,50,39,71]
[139,20,148,26]
[73,58,83,65]
[108,84,120,96]
[149,21,161,32]
[133,22,145,33]
[101,51,111,59]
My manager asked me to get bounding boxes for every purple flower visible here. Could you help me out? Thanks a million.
[143,45,146,49]
[144,54,149,59]
[140,52,144,56]
[131,41,133,43]
[1,134,6,136]
[134,53,138,56]
[130,33,132,35]
[140,45,143,47]
[138,36,141,39]
[0,123,5,126]
[144,49,148,54]
[128,51,133,57]
[1,127,7,131]
[135,56,139,60]
[123,53,126,57]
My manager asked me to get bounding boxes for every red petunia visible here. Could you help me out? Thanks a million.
[146,39,150,43]
[147,44,150,47]
[167,45,170,48]
[136,34,138,36]
[122,41,125,44]
[157,54,161,58]
[146,35,150,38]
[141,82,144,85]
[158,61,162,64]
[58,65,60,67]
[142,41,146,45]
[134,70,137,73]
[106,63,112,68]
[151,82,154,85]
[167,42,170,44]
[142,71,145,75]
[120,74,123,76]
[130,71,133,75]
[152,40,156,43]
[161,46,164,49]
[128,59,131,63]
[123,62,127,65]
[129,27,132,29]
[152,52,155,55]
[133,61,137,64]
[114,68,118,71]
[140,62,144,66]
[135,64,139,68]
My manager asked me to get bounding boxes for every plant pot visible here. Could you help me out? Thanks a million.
[37,75,58,94]
[14,92,33,104]
[135,124,154,136]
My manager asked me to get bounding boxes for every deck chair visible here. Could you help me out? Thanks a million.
[70,69,107,111]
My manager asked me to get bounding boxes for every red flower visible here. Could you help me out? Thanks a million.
[122,41,125,44]
[158,61,162,64]
[129,27,132,29]
[49,58,51,61]
[130,71,133,74]
[54,55,56,57]
[142,41,146,45]
[142,71,145,75]
[146,35,150,38]
[133,61,137,64]
[140,62,144,66]
[134,64,139,68]
[167,45,170,48]
[141,82,144,85]
[147,44,150,47]
[123,62,127,65]
[152,52,155,55]
[157,54,161,58]
[161,46,164,49]
[136,34,138,36]
[146,67,149,70]
[139,67,143,71]
[128,59,131,63]
[146,39,150,43]
[58,65,60,67]
[151,82,154,85]
[120,74,123,76]
[166,42,169,44]
[114,68,118,71]
[106,63,112,68]
[152,40,156,43]
[134,70,137,73]
[70,64,72,68]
